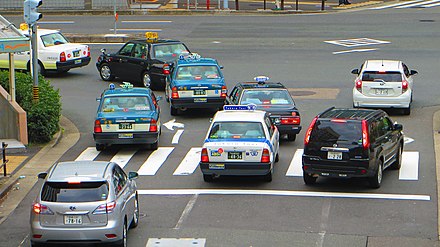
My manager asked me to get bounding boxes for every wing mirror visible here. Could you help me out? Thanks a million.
[100,48,107,54]
[37,172,47,179]
[220,65,224,69]
[410,70,418,76]
[156,96,163,101]
[129,171,139,179]
[393,123,403,131]
[351,69,359,75]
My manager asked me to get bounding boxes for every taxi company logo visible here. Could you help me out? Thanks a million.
[211,150,221,156]
[69,206,76,211]
[248,150,259,156]
[333,144,338,148]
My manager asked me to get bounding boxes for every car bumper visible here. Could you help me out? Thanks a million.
[302,156,373,178]
[275,124,302,135]
[200,162,272,176]
[94,131,159,145]
[353,88,411,108]
[171,98,226,109]
[56,57,91,71]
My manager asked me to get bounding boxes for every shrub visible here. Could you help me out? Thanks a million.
[0,71,61,143]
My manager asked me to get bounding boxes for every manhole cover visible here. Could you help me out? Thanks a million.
[290,90,316,96]
[420,19,435,22]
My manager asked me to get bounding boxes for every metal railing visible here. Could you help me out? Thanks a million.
[1,142,8,177]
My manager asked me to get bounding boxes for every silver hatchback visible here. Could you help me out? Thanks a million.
[30,161,139,247]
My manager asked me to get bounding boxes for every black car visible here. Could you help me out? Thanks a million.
[96,32,190,90]
[302,107,404,188]
[227,76,301,141]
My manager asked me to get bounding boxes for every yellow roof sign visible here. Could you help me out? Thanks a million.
[145,32,158,42]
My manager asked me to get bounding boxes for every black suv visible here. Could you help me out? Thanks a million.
[302,107,403,188]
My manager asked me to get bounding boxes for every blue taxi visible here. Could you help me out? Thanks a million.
[165,53,227,115]
[93,82,161,151]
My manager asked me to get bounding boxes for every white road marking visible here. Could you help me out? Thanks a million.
[138,189,430,201]
[333,48,378,54]
[422,1,440,7]
[325,38,390,47]
[399,151,419,180]
[173,147,202,175]
[138,147,174,175]
[110,148,137,168]
[75,147,100,161]
[286,149,303,177]
[163,119,185,130]
[38,21,75,24]
[404,136,415,145]
[370,0,424,9]
[172,129,185,144]
[174,194,198,229]
[396,0,438,8]
[146,238,206,247]
[109,28,162,32]
[87,43,125,45]
[121,20,172,23]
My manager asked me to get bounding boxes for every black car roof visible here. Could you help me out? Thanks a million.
[130,39,184,44]
[319,108,382,120]
[238,82,287,89]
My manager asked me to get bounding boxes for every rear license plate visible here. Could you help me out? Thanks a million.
[228,151,242,160]
[74,59,82,64]
[64,215,82,225]
[194,98,207,103]
[194,89,206,95]
[119,123,132,129]
[73,50,80,57]
[374,89,388,95]
[209,164,225,170]
[328,151,342,160]
[118,133,133,138]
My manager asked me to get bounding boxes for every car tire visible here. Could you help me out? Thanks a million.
[369,160,383,189]
[303,172,317,185]
[263,169,273,182]
[99,63,114,81]
[203,174,214,182]
[390,145,402,170]
[141,72,151,88]
[402,106,411,115]
[27,61,46,76]
[129,193,139,229]
[150,141,158,150]
[170,105,178,116]
[30,242,43,247]
[287,134,296,141]
[275,153,279,163]
[117,220,127,247]
[96,143,105,151]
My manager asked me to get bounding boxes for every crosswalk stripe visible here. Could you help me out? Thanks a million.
[138,147,174,175]
[399,151,419,180]
[75,147,100,161]
[286,149,303,177]
[422,1,440,7]
[110,148,137,168]
[173,147,202,176]
[370,0,425,9]
[395,0,439,8]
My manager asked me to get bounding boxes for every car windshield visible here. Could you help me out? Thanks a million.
[100,96,151,113]
[240,89,294,105]
[41,181,109,202]
[208,121,265,139]
[40,32,69,47]
[153,43,188,59]
[310,120,362,144]
[176,65,220,80]
[362,71,402,82]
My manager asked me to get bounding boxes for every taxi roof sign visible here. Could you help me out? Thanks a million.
[254,75,270,84]
[121,82,134,89]
[145,32,159,42]
[223,104,257,111]
[179,52,201,61]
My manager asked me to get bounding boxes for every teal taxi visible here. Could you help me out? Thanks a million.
[165,53,227,116]
[93,82,161,151]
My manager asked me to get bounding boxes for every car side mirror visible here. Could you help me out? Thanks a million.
[351,69,359,75]
[410,70,418,76]
[128,171,139,180]
[96,98,101,102]
[209,118,213,123]
[220,65,224,69]
[100,48,106,54]
[37,172,47,179]
[157,96,163,101]
[393,123,403,131]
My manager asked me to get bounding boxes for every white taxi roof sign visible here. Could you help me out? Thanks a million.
[145,32,159,41]
[223,104,257,111]
[254,75,269,84]
[121,82,133,89]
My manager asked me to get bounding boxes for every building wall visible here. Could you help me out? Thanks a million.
[0,85,28,145]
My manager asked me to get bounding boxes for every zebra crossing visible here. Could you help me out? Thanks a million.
[75,146,420,181]
[370,0,440,9]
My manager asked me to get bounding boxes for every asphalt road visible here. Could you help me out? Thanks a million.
[2,7,440,246]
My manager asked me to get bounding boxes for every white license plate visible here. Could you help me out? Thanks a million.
[209,164,225,170]
[64,215,82,225]
[374,89,388,95]
[118,133,133,138]
[328,151,342,160]
[194,98,207,103]
[75,59,82,64]
[228,152,242,160]
[119,123,132,129]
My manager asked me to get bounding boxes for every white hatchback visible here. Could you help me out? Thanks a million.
[351,60,418,115]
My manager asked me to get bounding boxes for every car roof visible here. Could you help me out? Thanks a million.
[319,108,382,120]
[363,60,402,71]
[176,58,218,66]
[47,161,111,182]
[213,110,267,122]
[237,82,286,89]
[131,39,184,45]
[103,87,152,97]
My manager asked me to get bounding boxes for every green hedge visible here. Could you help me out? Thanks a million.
[0,71,61,143]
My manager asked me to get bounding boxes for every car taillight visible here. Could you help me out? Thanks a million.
[171,87,179,99]
[60,52,66,62]
[355,79,362,93]
[402,80,408,93]
[221,86,227,98]
[201,148,209,163]
[163,64,170,75]
[93,201,116,215]
[149,118,158,132]
[261,148,270,163]
[362,120,370,150]
[32,203,54,215]
[280,116,300,125]
[94,120,102,133]
[304,116,318,146]
[87,46,91,57]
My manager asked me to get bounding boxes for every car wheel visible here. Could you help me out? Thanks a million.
[165,88,170,102]
[119,220,127,247]
[275,153,279,163]
[27,61,45,76]
[96,143,105,151]
[287,134,296,141]
[141,72,151,88]
[99,63,114,81]
[303,172,317,185]
[369,160,383,189]
[263,169,273,182]
[170,105,178,116]
[390,145,402,170]
[130,193,139,229]
[203,174,214,182]
[30,242,43,247]
[150,141,158,150]
[402,106,411,115]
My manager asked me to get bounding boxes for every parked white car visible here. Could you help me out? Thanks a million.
[351,60,418,115]
[0,28,90,75]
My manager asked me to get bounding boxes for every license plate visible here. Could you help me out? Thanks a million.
[119,123,132,129]
[64,215,82,225]
[374,89,388,95]
[73,50,80,57]
[209,164,225,170]
[118,133,133,138]
[328,151,342,160]
[194,98,207,103]
[228,151,242,160]
[194,89,206,95]
[74,59,82,64]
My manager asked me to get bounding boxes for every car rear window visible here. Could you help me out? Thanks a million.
[240,89,294,105]
[209,121,265,139]
[100,96,151,112]
[176,65,220,80]
[41,181,109,202]
[361,71,402,82]
[153,43,188,59]
[310,120,362,143]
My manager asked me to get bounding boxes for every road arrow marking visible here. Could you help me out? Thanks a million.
[163,119,184,131]
[404,136,414,145]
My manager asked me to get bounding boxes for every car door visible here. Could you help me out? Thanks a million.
[112,42,136,80]
[377,116,396,167]
[265,116,279,160]
[113,166,133,223]
[125,43,148,82]
[227,86,241,104]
